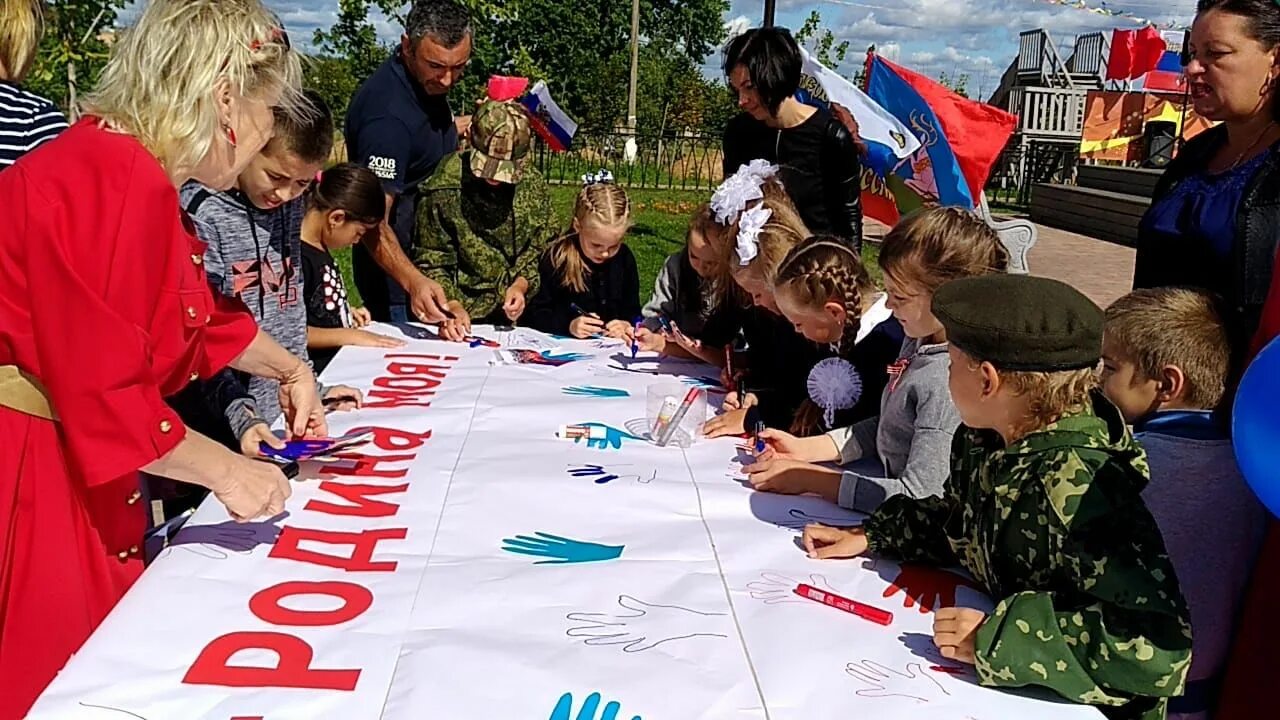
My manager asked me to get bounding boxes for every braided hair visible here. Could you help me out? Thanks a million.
[774,235,875,358]
[548,182,632,293]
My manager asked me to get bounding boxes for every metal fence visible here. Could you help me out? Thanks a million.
[535,130,1078,210]
[984,141,1080,207]
[533,131,723,191]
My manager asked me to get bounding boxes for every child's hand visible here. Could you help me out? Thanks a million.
[636,327,666,353]
[758,428,834,462]
[802,524,868,560]
[721,391,759,412]
[933,608,986,664]
[349,329,406,348]
[323,385,363,412]
[440,302,471,342]
[351,306,372,328]
[239,424,283,458]
[570,315,605,338]
[503,285,526,322]
[664,321,701,352]
[604,319,634,341]
[745,458,833,495]
[703,407,748,438]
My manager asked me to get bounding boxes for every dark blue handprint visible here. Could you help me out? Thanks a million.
[568,464,656,485]
[502,532,624,565]
[549,692,641,720]
[562,385,631,399]
[682,375,725,390]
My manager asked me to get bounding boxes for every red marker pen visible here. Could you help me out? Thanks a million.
[794,583,894,626]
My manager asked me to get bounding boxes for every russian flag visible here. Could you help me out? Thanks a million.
[1145,50,1186,93]
[866,55,1017,219]
[520,81,578,152]
[796,47,920,177]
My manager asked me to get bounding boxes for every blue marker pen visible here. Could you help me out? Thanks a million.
[630,316,641,358]
[753,421,766,454]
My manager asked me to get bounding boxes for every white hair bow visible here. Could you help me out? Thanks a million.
[735,204,772,266]
[710,160,778,225]
[582,168,615,186]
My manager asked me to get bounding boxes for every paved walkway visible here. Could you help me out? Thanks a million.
[866,219,1135,308]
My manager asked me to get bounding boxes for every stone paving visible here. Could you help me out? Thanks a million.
[866,219,1135,308]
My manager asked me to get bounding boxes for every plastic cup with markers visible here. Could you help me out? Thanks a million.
[645,382,706,449]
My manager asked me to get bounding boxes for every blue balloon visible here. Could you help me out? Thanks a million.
[1233,335,1280,517]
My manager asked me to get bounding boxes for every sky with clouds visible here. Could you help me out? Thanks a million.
[126,0,1200,100]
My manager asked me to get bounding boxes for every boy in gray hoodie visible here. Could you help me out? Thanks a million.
[174,92,360,457]
[744,207,1008,513]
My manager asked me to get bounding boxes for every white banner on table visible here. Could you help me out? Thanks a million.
[31,324,1102,720]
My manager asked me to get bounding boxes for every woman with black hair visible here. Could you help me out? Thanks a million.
[1135,0,1280,356]
[721,27,865,251]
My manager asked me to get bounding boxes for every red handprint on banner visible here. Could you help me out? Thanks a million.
[882,564,982,614]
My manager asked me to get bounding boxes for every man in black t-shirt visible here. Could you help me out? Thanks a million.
[345,0,472,322]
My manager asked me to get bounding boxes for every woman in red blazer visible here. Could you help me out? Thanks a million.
[0,2,326,716]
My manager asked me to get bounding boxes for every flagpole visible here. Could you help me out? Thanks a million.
[627,0,639,132]
[763,0,776,27]
[1176,29,1191,154]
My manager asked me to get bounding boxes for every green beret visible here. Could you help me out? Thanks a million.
[932,275,1103,371]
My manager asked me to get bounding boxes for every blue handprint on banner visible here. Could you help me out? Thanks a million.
[549,691,641,720]
[567,464,656,485]
[562,386,631,399]
[502,532,624,565]
[574,422,641,450]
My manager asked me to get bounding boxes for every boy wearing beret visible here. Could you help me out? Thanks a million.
[803,275,1192,720]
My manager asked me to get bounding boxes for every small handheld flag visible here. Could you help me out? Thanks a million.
[520,81,578,152]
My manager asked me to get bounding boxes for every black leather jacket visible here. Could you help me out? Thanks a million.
[1135,124,1280,348]
[722,108,864,250]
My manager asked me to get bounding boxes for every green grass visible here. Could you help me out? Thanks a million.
[333,185,882,310]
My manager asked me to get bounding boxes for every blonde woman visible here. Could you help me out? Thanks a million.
[0,0,68,169]
[0,1,322,714]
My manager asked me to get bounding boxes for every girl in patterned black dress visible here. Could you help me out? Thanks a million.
[301,163,405,373]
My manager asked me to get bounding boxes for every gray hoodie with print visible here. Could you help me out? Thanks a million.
[180,183,316,439]
[825,338,960,513]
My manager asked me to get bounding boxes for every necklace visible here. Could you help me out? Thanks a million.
[1219,120,1276,173]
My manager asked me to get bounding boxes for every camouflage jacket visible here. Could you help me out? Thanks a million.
[863,391,1192,720]
[415,151,556,318]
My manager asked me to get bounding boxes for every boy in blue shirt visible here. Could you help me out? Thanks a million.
[1102,287,1268,720]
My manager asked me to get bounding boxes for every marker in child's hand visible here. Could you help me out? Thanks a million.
[656,314,673,334]
[631,317,641,358]
[794,583,893,626]
[724,346,736,391]
[569,302,599,319]
[753,420,766,454]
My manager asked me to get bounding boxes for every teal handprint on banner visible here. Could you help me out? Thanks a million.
[563,386,631,399]
[549,691,641,720]
[502,532,624,565]
[575,422,641,450]
[541,350,589,364]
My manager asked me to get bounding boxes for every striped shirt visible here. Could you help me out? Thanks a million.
[0,81,68,170]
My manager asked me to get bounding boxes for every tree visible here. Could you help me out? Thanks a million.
[484,0,728,131]
[937,71,970,98]
[307,0,728,135]
[25,0,125,115]
[795,10,849,73]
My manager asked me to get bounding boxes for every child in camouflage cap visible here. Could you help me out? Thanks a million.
[803,274,1192,720]
[415,99,555,325]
